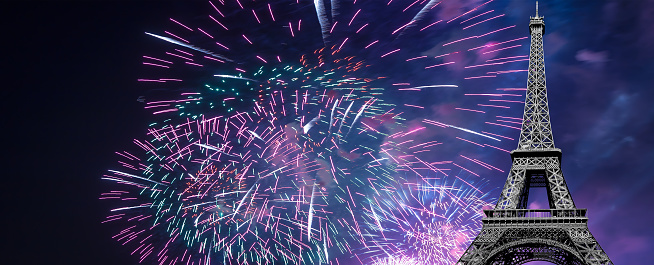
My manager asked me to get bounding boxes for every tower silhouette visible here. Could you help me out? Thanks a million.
[456,3,613,265]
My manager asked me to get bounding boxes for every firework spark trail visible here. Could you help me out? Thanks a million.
[394,0,443,37]
[303,114,321,134]
[338,100,354,134]
[446,123,500,141]
[212,74,257,82]
[329,99,339,133]
[346,102,368,137]
[307,183,317,240]
[145,32,232,62]
[314,0,331,44]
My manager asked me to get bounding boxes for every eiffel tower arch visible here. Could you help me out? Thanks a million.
[457,3,612,265]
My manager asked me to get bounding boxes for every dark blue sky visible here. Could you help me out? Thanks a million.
[5,1,652,264]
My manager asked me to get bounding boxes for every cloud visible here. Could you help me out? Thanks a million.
[528,201,543,209]
[543,32,568,56]
[575,49,609,65]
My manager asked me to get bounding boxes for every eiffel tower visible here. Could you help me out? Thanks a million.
[456,3,613,265]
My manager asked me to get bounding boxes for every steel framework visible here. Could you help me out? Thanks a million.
[456,3,613,265]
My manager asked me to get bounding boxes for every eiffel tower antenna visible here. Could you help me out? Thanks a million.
[456,2,613,264]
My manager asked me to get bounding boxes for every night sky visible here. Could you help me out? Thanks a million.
[5,1,653,265]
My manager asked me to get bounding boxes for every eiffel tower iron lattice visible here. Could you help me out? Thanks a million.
[456,3,613,265]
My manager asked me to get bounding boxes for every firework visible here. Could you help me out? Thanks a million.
[102,74,403,264]
[371,255,422,265]
[102,114,323,264]
[359,174,494,264]
[102,0,526,264]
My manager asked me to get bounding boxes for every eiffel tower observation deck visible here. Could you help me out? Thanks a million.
[456,2,613,264]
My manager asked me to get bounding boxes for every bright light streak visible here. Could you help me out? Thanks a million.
[145,32,232,62]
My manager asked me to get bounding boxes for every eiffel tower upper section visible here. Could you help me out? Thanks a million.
[495,2,576,211]
[517,2,557,152]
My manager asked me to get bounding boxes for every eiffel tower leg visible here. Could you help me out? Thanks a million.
[568,227,613,265]
[457,226,504,265]
[544,158,576,209]
[496,163,527,209]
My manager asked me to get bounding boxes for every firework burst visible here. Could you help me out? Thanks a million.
[359,174,495,264]
[102,0,527,264]
[102,56,406,264]
[102,112,326,264]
